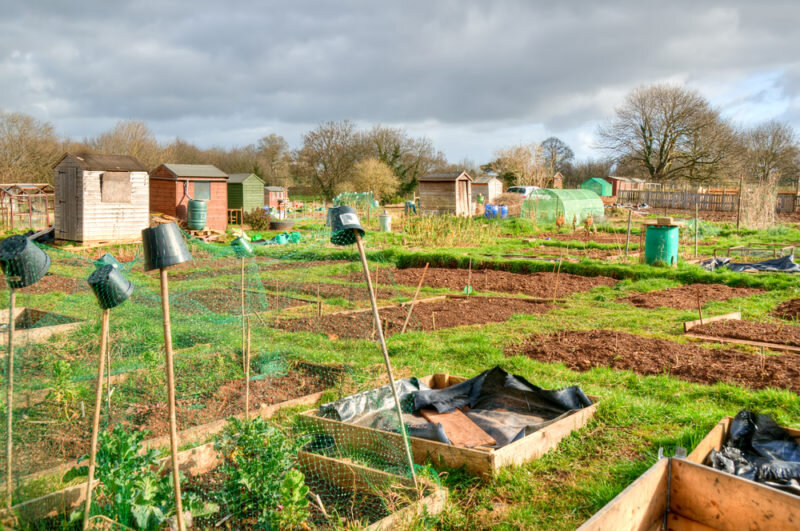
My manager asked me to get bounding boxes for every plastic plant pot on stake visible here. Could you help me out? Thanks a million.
[231,237,254,373]
[142,222,193,531]
[0,235,50,512]
[328,206,418,489]
[82,264,133,530]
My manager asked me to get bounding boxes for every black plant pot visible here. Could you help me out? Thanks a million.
[231,237,254,258]
[141,222,193,272]
[88,264,134,309]
[0,235,51,289]
[329,206,364,246]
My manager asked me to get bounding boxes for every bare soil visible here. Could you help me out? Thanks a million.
[510,330,800,392]
[0,274,83,294]
[622,283,764,310]
[271,281,404,302]
[533,232,630,245]
[774,299,800,321]
[274,296,553,339]
[691,319,800,348]
[356,268,617,298]
[514,247,622,259]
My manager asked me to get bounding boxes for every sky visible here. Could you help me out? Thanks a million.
[1,1,799,163]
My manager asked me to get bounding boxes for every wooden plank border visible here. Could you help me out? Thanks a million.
[683,312,741,332]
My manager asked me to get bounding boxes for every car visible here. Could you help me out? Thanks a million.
[505,186,549,199]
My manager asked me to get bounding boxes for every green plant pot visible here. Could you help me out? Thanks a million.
[0,235,51,289]
[329,206,364,246]
[141,222,193,271]
[88,264,134,309]
[231,237,254,258]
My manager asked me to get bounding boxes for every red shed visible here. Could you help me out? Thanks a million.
[150,164,229,231]
[264,186,288,209]
[603,176,644,196]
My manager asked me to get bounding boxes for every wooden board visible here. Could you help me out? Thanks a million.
[577,458,669,531]
[670,458,800,530]
[665,513,717,531]
[420,408,497,447]
[684,333,800,354]
[683,312,741,332]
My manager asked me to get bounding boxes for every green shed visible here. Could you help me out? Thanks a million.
[580,177,612,197]
[521,189,604,224]
[227,173,265,213]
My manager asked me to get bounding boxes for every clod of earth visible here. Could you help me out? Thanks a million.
[509,330,800,393]
[690,319,800,348]
[622,283,764,310]
[774,298,800,321]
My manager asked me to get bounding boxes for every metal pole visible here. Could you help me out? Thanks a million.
[354,231,418,489]
[624,210,632,258]
[5,289,15,511]
[83,308,109,530]
[159,268,185,530]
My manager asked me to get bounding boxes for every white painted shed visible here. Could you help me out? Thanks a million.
[471,175,503,203]
[53,153,150,242]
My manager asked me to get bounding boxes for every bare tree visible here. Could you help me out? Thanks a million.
[366,126,446,194]
[483,143,549,187]
[597,84,734,183]
[541,137,574,178]
[348,158,400,201]
[294,121,359,200]
[739,120,799,184]
[0,110,61,183]
[89,120,164,169]
[562,157,614,188]
[256,133,292,187]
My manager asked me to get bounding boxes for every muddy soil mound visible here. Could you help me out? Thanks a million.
[510,329,800,393]
[691,319,800,348]
[623,283,763,310]
[774,299,800,321]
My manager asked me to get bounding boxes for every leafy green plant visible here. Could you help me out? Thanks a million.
[45,359,77,421]
[244,208,271,231]
[273,469,310,530]
[215,417,308,528]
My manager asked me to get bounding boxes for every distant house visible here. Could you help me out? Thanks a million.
[603,176,644,196]
[580,177,612,197]
[552,172,564,189]
[418,171,473,216]
[264,186,288,209]
[227,173,265,214]
[471,175,503,204]
[53,153,149,242]
[150,164,229,231]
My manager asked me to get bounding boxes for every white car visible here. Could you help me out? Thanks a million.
[506,186,548,199]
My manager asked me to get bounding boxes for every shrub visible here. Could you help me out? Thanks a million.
[244,208,271,231]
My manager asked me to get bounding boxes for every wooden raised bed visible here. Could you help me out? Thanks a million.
[0,307,84,345]
[687,416,800,469]
[578,457,800,530]
[300,373,599,477]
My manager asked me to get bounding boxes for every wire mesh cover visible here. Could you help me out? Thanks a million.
[3,220,436,529]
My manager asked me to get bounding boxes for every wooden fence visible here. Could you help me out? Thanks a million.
[617,190,798,213]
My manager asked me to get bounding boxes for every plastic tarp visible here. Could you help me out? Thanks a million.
[700,254,800,273]
[709,410,800,494]
[319,366,592,448]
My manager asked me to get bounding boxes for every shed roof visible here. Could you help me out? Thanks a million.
[473,175,500,184]
[264,186,286,192]
[54,152,147,171]
[419,171,472,182]
[160,164,228,179]
[227,173,264,184]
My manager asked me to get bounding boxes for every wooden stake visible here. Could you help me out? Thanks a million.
[467,258,472,295]
[83,308,109,530]
[401,263,429,333]
[5,289,15,511]
[696,288,704,325]
[624,210,632,258]
[353,231,417,489]
[159,268,185,531]
[245,317,251,421]
[432,311,436,330]
[552,251,563,305]
[737,175,743,230]
[695,200,699,258]
[241,258,246,373]
[105,325,111,424]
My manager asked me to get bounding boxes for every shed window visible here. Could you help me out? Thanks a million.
[194,181,210,200]
[101,172,132,203]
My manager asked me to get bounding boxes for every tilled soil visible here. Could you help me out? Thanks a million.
[353,268,617,299]
[533,232,630,245]
[514,247,621,259]
[510,330,800,392]
[691,319,800,348]
[0,274,84,294]
[774,299,800,321]
[622,283,764,310]
[7,364,339,477]
[274,296,553,339]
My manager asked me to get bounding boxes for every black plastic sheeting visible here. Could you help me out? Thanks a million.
[319,366,592,448]
[709,410,800,494]
[701,254,800,273]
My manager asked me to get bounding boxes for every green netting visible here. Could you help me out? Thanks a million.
[521,188,605,224]
[332,191,375,208]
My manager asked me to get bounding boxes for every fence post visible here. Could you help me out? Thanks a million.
[736,176,743,229]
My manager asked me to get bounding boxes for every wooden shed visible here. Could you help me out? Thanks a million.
[150,164,228,231]
[53,153,149,242]
[264,186,288,209]
[471,175,503,204]
[418,171,473,216]
[603,176,644,196]
[227,173,265,213]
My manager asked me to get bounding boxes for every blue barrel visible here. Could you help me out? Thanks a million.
[187,200,207,230]
[499,205,509,219]
[484,204,494,219]
[644,225,679,266]
[491,205,499,218]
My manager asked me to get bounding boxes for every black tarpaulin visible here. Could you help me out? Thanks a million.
[701,255,800,273]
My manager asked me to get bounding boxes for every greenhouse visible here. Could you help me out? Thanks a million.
[521,188,604,223]
[580,177,612,197]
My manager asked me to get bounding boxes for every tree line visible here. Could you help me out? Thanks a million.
[1,82,797,200]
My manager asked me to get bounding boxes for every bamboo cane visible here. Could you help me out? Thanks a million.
[245,317,251,421]
[401,263,429,333]
[5,289,15,511]
[105,324,111,424]
[159,268,184,531]
[83,308,110,530]
[354,232,417,489]
[241,257,246,373]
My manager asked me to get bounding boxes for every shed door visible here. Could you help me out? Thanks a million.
[56,167,78,239]
[457,180,469,215]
